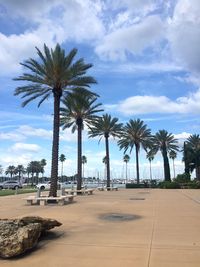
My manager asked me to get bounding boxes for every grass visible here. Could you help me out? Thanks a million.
[0,188,37,197]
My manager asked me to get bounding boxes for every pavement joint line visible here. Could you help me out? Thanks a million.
[178,190,200,204]
[42,241,149,249]
[147,199,157,267]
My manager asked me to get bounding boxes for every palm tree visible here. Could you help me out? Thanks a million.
[123,154,130,183]
[146,150,155,182]
[185,134,200,180]
[60,90,103,190]
[118,119,151,184]
[151,130,179,181]
[40,159,47,179]
[27,161,43,185]
[169,150,177,179]
[14,44,96,197]
[59,154,66,182]
[89,114,123,189]
[82,155,87,182]
[5,165,16,178]
[15,165,26,182]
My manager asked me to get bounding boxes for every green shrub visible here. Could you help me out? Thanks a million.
[187,181,200,189]
[126,183,146,189]
[158,181,180,189]
[174,173,190,183]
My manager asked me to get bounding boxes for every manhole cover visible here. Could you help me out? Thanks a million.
[129,198,145,200]
[99,213,140,221]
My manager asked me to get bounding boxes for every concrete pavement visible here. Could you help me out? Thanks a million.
[0,189,200,266]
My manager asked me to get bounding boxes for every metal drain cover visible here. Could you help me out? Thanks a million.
[99,213,140,221]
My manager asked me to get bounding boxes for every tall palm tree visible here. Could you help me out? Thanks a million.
[60,90,103,190]
[59,154,66,182]
[15,165,26,182]
[118,119,151,184]
[82,155,87,181]
[146,150,155,182]
[123,154,130,183]
[5,165,16,178]
[169,150,177,179]
[151,130,179,181]
[89,114,123,189]
[27,161,43,185]
[185,134,200,180]
[14,44,96,197]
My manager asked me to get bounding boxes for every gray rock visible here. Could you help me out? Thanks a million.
[0,216,62,258]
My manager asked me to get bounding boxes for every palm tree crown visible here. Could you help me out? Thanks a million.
[89,114,123,188]
[118,119,151,184]
[14,43,96,197]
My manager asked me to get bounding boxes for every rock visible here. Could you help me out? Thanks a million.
[0,216,62,258]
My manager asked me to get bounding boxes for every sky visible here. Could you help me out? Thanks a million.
[0,0,200,180]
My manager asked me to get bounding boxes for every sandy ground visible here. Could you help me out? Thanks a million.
[1,188,200,267]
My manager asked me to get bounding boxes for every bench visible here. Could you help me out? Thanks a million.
[65,188,94,195]
[24,194,75,206]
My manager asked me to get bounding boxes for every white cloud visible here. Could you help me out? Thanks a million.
[168,0,200,74]
[106,88,200,115]
[174,132,191,140]
[96,15,165,60]
[17,125,52,139]
[10,142,41,153]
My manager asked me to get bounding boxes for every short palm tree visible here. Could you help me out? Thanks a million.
[15,165,26,182]
[5,165,16,178]
[151,130,179,181]
[185,134,200,180]
[82,155,87,181]
[146,150,155,181]
[169,150,177,179]
[59,154,66,182]
[118,119,152,184]
[14,44,96,197]
[89,114,123,189]
[40,159,47,179]
[60,90,103,190]
[123,154,130,183]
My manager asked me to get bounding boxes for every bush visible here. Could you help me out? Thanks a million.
[126,183,147,189]
[187,181,200,189]
[174,173,190,183]
[158,181,180,189]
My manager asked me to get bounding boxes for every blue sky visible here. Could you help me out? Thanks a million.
[0,0,200,180]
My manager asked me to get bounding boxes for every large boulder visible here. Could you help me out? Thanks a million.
[0,216,62,258]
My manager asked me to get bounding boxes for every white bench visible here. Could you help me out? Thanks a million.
[24,194,75,206]
[65,188,94,195]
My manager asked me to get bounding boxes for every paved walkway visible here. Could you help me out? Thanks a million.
[1,189,200,266]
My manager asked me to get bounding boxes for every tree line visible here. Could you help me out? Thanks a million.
[13,43,200,196]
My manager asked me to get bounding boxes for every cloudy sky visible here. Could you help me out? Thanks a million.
[0,0,199,180]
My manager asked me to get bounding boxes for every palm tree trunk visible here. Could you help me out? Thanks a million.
[61,162,63,183]
[135,145,140,184]
[149,161,152,181]
[125,162,127,183]
[173,159,175,179]
[162,148,171,181]
[105,136,111,189]
[49,92,61,197]
[195,166,200,181]
[77,123,82,190]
